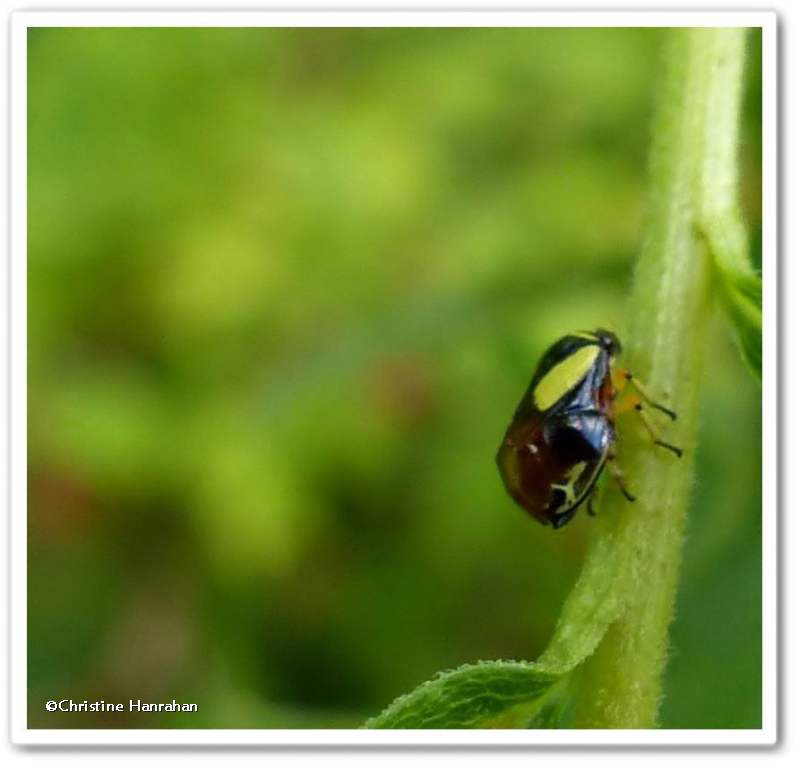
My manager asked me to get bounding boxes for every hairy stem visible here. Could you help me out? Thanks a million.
[569,28,748,728]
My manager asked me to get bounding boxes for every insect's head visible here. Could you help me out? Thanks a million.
[592,328,621,356]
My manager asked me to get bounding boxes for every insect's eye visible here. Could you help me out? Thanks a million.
[546,424,597,464]
[594,329,621,354]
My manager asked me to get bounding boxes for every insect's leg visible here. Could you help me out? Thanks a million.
[611,366,631,393]
[611,392,641,419]
[634,403,683,457]
[586,485,597,517]
[607,453,636,502]
[621,370,677,421]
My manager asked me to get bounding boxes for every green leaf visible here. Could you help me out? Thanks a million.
[695,201,762,383]
[525,685,575,728]
[365,661,564,729]
[365,484,626,730]
[717,266,762,379]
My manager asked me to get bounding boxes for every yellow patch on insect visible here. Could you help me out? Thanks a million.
[551,461,588,510]
[533,345,600,411]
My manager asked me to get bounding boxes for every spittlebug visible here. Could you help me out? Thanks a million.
[495,329,681,529]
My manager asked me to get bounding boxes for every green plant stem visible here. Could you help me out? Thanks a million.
[365,28,752,732]
[567,28,748,728]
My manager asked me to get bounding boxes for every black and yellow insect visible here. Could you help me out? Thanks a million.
[496,329,681,529]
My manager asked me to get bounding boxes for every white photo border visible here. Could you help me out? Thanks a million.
[10,8,778,747]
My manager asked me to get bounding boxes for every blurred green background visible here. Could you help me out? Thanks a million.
[27,27,762,729]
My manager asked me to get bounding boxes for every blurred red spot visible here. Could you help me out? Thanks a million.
[28,467,97,542]
[365,355,436,426]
